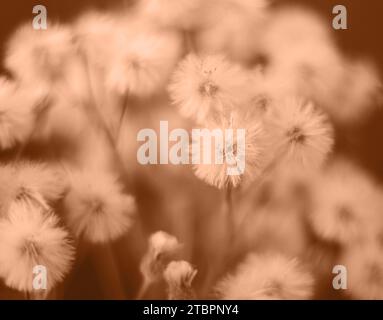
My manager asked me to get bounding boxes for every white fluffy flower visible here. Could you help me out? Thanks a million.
[259,8,340,103]
[191,113,266,189]
[63,169,136,243]
[136,0,204,29]
[216,253,314,299]
[0,77,41,150]
[196,0,269,62]
[261,8,382,123]
[76,12,182,98]
[246,68,274,118]
[268,97,334,169]
[321,60,382,122]
[340,244,383,299]
[15,162,68,203]
[264,60,381,125]
[169,54,251,124]
[164,260,198,300]
[105,20,182,97]
[0,201,75,293]
[5,23,75,87]
[74,11,118,69]
[0,162,68,216]
[309,159,382,245]
[261,7,335,68]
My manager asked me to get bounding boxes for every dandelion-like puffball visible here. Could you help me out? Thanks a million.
[5,23,75,87]
[261,8,382,123]
[106,21,182,97]
[195,0,269,62]
[321,60,382,123]
[137,0,203,29]
[164,260,198,300]
[261,7,342,94]
[246,67,274,118]
[74,11,118,69]
[140,231,182,284]
[169,54,251,124]
[0,78,40,150]
[0,162,68,216]
[340,245,383,299]
[191,114,266,189]
[0,202,75,293]
[260,9,344,106]
[268,97,334,170]
[261,7,335,68]
[309,159,382,245]
[215,253,314,299]
[63,170,136,243]
[15,162,68,203]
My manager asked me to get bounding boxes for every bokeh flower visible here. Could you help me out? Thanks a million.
[5,23,75,88]
[195,0,269,62]
[136,0,204,30]
[321,60,382,123]
[261,8,382,123]
[0,162,68,216]
[309,159,382,245]
[169,54,251,124]
[340,244,383,299]
[105,20,182,97]
[215,253,314,299]
[0,77,41,150]
[0,201,75,293]
[63,169,136,243]
[268,97,334,169]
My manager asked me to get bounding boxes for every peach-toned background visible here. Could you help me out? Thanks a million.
[0,0,382,299]
[1,0,382,175]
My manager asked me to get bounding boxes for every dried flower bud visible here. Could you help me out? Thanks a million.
[140,231,182,284]
[164,260,198,300]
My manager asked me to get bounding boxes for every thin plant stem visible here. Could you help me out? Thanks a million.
[235,145,289,233]
[115,94,129,143]
[77,52,128,299]
[226,146,290,261]
[78,50,117,146]
[78,50,128,175]
[136,278,151,300]
[14,97,51,162]
[200,184,236,297]
[225,184,235,241]
[90,243,127,300]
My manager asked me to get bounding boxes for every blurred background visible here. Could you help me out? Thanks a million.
[1,0,382,175]
[0,0,382,299]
